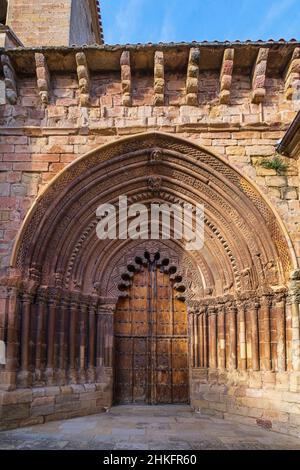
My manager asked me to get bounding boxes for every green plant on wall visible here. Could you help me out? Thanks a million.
[260,154,288,173]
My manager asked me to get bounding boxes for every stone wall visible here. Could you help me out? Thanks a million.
[6,0,101,47]
[70,0,98,46]
[0,69,299,273]
[0,378,112,430]
[1,43,300,433]
[191,369,300,437]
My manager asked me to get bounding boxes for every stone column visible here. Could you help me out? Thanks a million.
[236,301,246,370]
[17,292,33,387]
[270,297,278,370]
[217,304,226,370]
[87,296,98,383]
[68,294,79,383]
[96,303,115,380]
[56,294,69,385]
[203,307,208,368]
[287,276,300,372]
[0,287,6,345]
[249,299,260,371]
[198,307,205,368]
[34,288,48,385]
[96,311,105,369]
[226,302,237,370]
[78,299,88,383]
[45,289,60,385]
[105,312,114,367]
[291,295,300,372]
[1,286,19,390]
[194,311,199,367]
[275,292,287,372]
[259,295,272,371]
[187,306,195,368]
[208,306,217,369]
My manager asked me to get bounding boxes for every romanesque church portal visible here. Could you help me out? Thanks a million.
[1,1,300,436]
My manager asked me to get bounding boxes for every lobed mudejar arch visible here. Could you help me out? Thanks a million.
[1,132,300,426]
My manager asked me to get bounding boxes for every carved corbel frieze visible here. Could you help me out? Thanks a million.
[219,48,234,104]
[186,48,200,105]
[284,47,300,100]
[154,51,164,106]
[35,53,51,105]
[120,51,131,106]
[1,54,17,104]
[251,48,269,104]
[76,51,90,107]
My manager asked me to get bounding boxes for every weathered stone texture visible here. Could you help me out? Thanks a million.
[35,53,51,105]
[0,383,108,430]
[0,65,299,269]
[1,43,300,434]
[191,369,300,437]
[76,52,90,107]
[6,0,102,47]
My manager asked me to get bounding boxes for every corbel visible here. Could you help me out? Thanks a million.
[284,47,300,100]
[76,51,90,107]
[120,51,131,106]
[154,51,164,106]
[251,47,269,104]
[186,48,200,105]
[219,48,234,104]
[35,53,51,105]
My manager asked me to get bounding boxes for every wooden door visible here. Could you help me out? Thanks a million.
[114,263,189,404]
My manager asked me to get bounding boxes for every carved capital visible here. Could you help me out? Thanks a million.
[219,48,234,104]
[98,303,116,315]
[36,287,48,305]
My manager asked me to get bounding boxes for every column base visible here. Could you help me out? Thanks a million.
[17,370,32,388]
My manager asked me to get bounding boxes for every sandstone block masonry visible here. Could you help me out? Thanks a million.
[5,0,103,47]
[0,41,300,433]
[0,43,299,271]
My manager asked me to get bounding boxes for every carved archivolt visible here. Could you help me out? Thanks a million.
[11,132,296,300]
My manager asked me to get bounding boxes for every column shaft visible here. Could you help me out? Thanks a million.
[237,302,246,370]
[217,306,226,369]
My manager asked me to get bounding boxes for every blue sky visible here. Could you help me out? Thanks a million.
[101,0,300,44]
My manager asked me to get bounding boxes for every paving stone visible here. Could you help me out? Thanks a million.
[191,439,228,450]
[0,405,300,450]
[225,441,272,450]
[114,442,149,450]
[88,442,115,450]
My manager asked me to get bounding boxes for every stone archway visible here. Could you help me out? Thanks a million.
[1,132,299,429]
